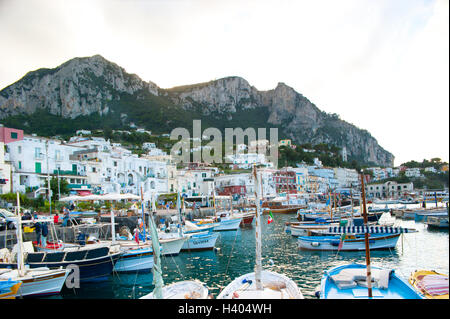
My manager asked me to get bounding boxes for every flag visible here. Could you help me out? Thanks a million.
[268,211,274,224]
[338,233,345,250]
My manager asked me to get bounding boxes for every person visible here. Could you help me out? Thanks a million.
[54,213,59,224]
[31,214,42,246]
[41,222,48,247]
[62,207,70,227]
[76,231,87,246]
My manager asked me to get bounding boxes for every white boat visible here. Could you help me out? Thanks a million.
[181,231,219,251]
[140,279,209,299]
[0,267,69,297]
[217,167,304,299]
[217,270,303,299]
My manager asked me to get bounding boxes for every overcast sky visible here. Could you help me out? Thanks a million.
[0,0,448,166]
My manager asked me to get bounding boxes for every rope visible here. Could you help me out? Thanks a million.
[223,229,240,281]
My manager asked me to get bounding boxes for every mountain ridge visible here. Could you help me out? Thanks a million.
[0,54,394,166]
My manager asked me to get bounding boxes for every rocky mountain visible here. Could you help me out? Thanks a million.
[0,55,394,166]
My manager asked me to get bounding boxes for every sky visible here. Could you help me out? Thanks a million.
[0,0,448,167]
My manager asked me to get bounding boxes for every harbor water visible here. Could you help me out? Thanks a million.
[52,203,448,299]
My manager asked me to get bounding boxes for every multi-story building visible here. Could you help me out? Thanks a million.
[334,167,359,188]
[0,142,12,194]
[366,181,414,199]
[7,135,89,196]
[225,153,273,169]
[405,168,422,178]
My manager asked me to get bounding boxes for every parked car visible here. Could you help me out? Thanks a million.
[0,216,6,231]
[0,209,18,230]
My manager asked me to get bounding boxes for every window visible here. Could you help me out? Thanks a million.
[10,132,18,139]
[35,162,41,173]
[113,161,117,167]
[18,161,22,169]
[35,147,41,158]
[18,146,22,154]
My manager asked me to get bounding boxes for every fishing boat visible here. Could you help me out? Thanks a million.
[193,195,242,231]
[298,233,402,251]
[217,167,304,299]
[139,196,210,299]
[236,211,255,227]
[318,264,423,299]
[181,231,219,252]
[409,270,448,299]
[0,279,22,299]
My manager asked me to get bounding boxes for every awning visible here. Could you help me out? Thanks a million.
[77,190,92,196]
[326,226,418,234]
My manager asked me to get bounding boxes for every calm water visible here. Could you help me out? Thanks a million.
[57,206,449,299]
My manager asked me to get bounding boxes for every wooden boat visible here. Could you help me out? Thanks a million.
[217,167,303,299]
[0,280,22,299]
[217,270,303,299]
[409,270,448,299]
[237,211,255,227]
[318,264,423,299]
[298,226,417,251]
[3,242,122,283]
[262,197,306,214]
[298,233,402,251]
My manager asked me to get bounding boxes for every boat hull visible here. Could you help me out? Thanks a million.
[298,233,401,251]
[181,232,219,251]
[213,218,242,231]
[114,248,153,272]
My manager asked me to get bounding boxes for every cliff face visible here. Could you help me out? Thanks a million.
[0,55,159,119]
[0,55,394,166]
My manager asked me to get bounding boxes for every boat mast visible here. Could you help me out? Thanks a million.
[360,174,373,298]
[253,166,263,290]
[177,191,182,236]
[140,187,146,243]
[16,192,26,277]
[149,194,164,299]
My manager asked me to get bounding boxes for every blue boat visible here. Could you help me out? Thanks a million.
[318,264,424,299]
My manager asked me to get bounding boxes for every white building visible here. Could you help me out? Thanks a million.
[405,168,422,178]
[424,167,437,173]
[226,153,273,169]
[366,181,414,199]
[334,167,359,188]
[0,142,12,194]
[7,135,89,196]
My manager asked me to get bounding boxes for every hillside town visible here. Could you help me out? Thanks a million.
[1,124,447,205]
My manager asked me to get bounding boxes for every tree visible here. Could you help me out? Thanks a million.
[50,177,69,200]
